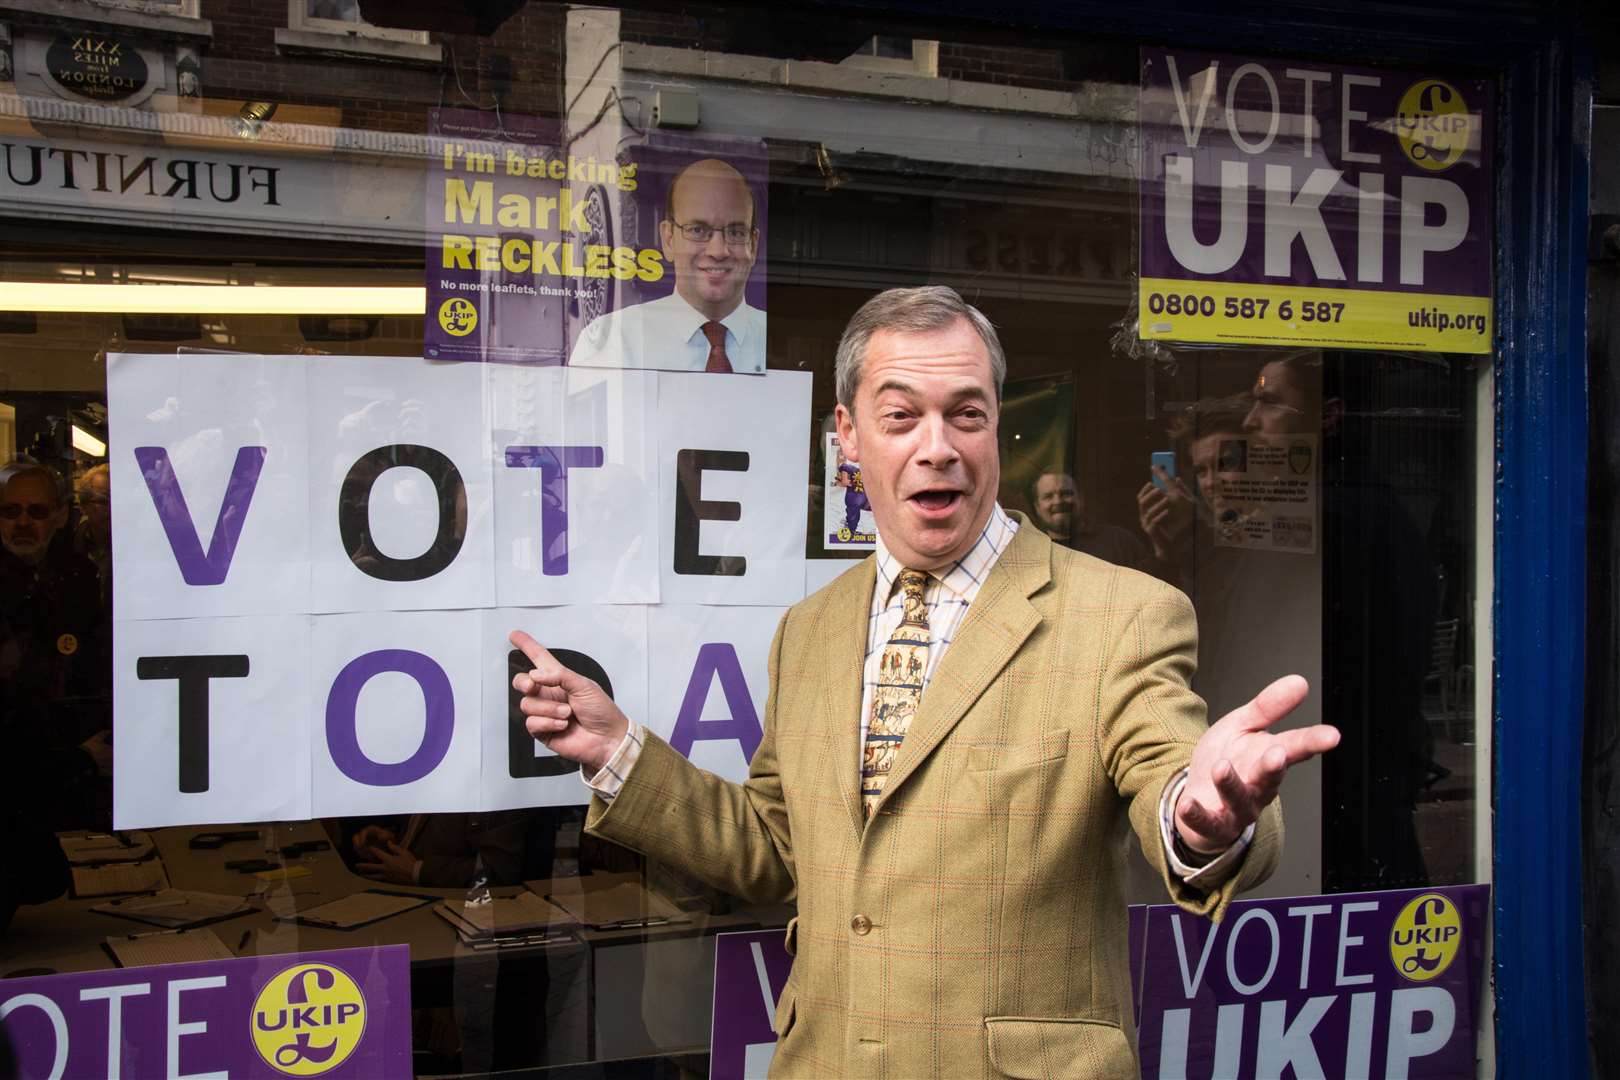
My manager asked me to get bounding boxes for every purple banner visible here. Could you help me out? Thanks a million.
[425,109,768,371]
[1134,885,1489,1079]
[1138,48,1494,353]
[710,928,791,1080]
[0,945,411,1078]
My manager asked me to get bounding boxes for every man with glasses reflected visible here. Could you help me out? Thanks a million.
[569,157,764,373]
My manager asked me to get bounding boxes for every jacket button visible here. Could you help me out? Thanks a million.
[850,914,872,935]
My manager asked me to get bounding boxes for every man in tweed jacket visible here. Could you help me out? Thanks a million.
[512,287,1339,1078]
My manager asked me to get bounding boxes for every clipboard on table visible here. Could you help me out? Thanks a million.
[286,889,435,930]
[91,889,255,930]
[543,880,687,931]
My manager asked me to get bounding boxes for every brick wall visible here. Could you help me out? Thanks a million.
[197,0,566,132]
[619,10,1086,95]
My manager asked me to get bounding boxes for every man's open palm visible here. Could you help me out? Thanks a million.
[1174,675,1339,853]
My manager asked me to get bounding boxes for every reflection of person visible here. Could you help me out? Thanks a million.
[569,158,764,373]
[1245,355,1435,891]
[74,463,112,604]
[511,287,1338,1076]
[1031,469,1151,569]
[0,462,112,828]
[1136,396,1251,565]
[351,810,535,888]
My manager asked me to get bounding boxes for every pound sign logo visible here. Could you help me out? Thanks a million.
[1396,79,1472,172]
[1389,892,1464,983]
[252,962,368,1075]
[437,296,479,337]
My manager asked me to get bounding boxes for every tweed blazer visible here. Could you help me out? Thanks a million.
[587,518,1282,1078]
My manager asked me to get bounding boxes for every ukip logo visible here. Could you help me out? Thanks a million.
[252,961,368,1075]
[1388,892,1463,983]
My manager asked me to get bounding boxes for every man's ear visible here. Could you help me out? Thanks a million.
[834,403,858,463]
[658,218,676,261]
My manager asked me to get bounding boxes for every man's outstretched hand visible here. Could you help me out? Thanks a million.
[1174,675,1339,855]
[509,630,630,776]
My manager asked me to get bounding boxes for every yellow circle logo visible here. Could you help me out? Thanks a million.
[56,633,78,656]
[251,962,367,1075]
[1396,80,1471,172]
[437,297,478,337]
[1389,892,1463,982]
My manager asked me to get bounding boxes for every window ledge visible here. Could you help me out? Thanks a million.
[622,42,1131,122]
[274,27,441,66]
[0,1,212,42]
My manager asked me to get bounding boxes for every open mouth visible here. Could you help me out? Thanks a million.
[909,489,962,516]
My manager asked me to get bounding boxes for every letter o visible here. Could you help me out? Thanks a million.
[338,444,467,582]
[325,649,454,786]
[0,994,69,1080]
[1224,908,1282,995]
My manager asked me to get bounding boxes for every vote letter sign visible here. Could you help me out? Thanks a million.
[1138,49,1493,353]
[108,352,811,827]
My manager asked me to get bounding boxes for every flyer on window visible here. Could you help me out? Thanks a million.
[1208,435,1318,554]
[823,432,876,551]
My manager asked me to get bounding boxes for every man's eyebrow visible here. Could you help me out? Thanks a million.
[871,378,916,398]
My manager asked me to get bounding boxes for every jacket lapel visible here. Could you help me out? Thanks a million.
[816,558,877,838]
[876,520,1052,810]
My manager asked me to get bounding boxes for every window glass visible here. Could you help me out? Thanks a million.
[0,6,1492,1074]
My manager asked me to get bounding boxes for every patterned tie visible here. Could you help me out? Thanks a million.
[862,569,930,819]
[701,320,732,373]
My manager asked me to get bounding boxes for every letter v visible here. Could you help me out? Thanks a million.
[135,446,267,585]
[1170,912,1222,998]
[1165,55,1218,148]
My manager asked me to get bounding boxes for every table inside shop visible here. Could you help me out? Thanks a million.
[0,825,790,1065]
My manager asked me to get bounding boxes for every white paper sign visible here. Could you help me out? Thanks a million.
[479,606,650,810]
[114,615,312,828]
[309,610,484,817]
[488,366,660,606]
[307,355,496,612]
[1209,435,1319,555]
[647,605,786,783]
[109,353,311,619]
[107,353,826,827]
[657,371,811,606]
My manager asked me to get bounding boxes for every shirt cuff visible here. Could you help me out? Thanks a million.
[582,724,646,802]
[1158,768,1255,887]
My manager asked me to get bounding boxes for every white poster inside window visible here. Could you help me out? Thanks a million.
[1209,435,1318,555]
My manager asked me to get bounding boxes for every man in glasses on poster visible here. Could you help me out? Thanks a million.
[569,156,765,374]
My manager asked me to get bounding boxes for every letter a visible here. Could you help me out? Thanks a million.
[668,643,762,762]
[135,446,266,585]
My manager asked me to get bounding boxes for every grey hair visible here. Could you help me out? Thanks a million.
[0,460,67,505]
[833,286,1006,412]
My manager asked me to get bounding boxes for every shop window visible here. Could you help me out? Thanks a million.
[70,0,201,18]
[840,35,940,77]
[277,0,440,61]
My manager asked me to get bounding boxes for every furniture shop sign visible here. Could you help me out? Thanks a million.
[1138,48,1494,353]
[1134,884,1490,1078]
[108,352,811,828]
[0,946,410,1078]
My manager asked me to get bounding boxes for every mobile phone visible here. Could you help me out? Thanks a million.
[1150,451,1177,489]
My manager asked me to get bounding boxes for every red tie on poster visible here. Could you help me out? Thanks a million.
[702,321,733,373]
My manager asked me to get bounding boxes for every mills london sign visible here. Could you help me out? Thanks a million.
[47,30,148,102]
